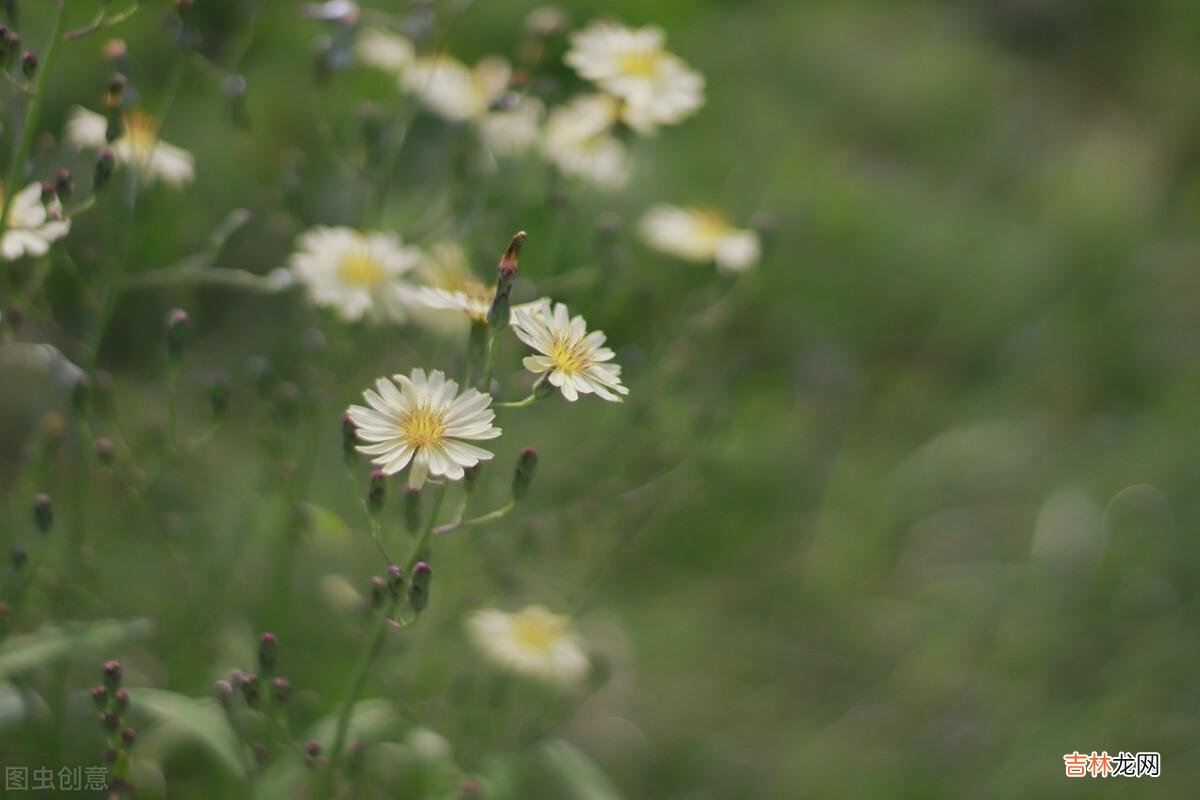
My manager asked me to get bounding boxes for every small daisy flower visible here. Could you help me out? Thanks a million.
[355,27,414,72]
[348,368,501,489]
[402,55,511,124]
[542,94,629,189]
[640,204,761,273]
[466,606,589,686]
[67,107,194,188]
[565,21,704,133]
[480,96,545,156]
[510,299,628,402]
[0,183,70,261]
[288,227,422,322]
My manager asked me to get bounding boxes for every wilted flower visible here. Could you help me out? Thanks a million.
[355,27,414,72]
[565,21,704,133]
[542,94,629,189]
[510,299,628,402]
[288,227,422,322]
[347,368,501,489]
[467,605,589,686]
[402,55,511,124]
[0,183,69,260]
[67,107,194,188]
[640,204,761,273]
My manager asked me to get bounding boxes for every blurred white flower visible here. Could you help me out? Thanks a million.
[288,227,422,322]
[408,242,494,326]
[480,96,545,156]
[467,606,589,686]
[639,205,761,273]
[355,28,415,72]
[511,298,628,402]
[542,94,629,189]
[415,285,494,323]
[67,107,194,188]
[403,55,511,123]
[1,183,69,261]
[565,21,704,133]
[347,368,501,489]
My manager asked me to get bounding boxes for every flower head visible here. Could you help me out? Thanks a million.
[565,21,704,133]
[289,227,422,322]
[467,605,589,686]
[0,183,69,261]
[640,204,761,273]
[542,94,629,189]
[355,27,414,72]
[480,96,545,156]
[403,55,511,123]
[348,369,501,489]
[415,284,495,323]
[511,299,628,402]
[67,107,194,188]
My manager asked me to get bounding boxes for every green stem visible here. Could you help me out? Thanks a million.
[433,499,513,536]
[321,482,447,788]
[495,393,537,409]
[0,1,66,235]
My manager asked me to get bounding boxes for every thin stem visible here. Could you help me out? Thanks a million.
[322,482,448,787]
[0,1,66,236]
[434,500,514,536]
[495,393,537,409]
[165,362,180,451]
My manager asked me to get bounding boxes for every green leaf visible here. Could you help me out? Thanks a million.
[540,739,624,800]
[129,688,246,778]
[0,618,153,681]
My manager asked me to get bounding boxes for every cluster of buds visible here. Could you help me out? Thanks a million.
[92,661,135,795]
[367,562,431,614]
[217,633,292,768]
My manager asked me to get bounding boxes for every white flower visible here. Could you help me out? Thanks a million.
[466,606,589,686]
[510,299,628,402]
[480,96,545,156]
[356,27,414,72]
[542,94,629,189]
[288,227,422,322]
[347,368,501,489]
[415,285,494,323]
[0,183,70,261]
[408,242,495,326]
[565,21,704,133]
[402,55,510,123]
[639,205,761,273]
[66,107,194,188]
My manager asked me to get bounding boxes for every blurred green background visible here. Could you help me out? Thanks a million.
[4,0,1200,797]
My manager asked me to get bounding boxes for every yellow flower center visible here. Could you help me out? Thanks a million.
[694,209,732,241]
[403,406,446,449]
[619,50,662,78]
[549,336,589,376]
[337,249,386,287]
[123,110,160,154]
[511,608,568,653]
[461,281,495,319]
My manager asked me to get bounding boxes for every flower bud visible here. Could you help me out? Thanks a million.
[386,564,404,597]
[271,676,290,703]
[368,469,386,514]
[102,712,120,731]
[252,743,268,764]
[20,50,35,79]
[91,686,108,710]
[369,576,386,610]
[487,231,526,330]
[165,308,190,360]
[408,561,432,612]
[105,72,126,109]
[511,448,538,501]
[103,747,118,764]
[258,631,278,675]
[404,485,421,532]
[96,437,115,466]
[103,660,122,691]
[94,149,116,190]
[121,727,137,745]
[2,31,18,63]
[214,679,233,705]
[304,740,322,762]
[113,689,129,713]
[238,672,260,707]
[39,181,54,206]
[11,547,27,570]
[33,493,52,533]
[54,168,72,203]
